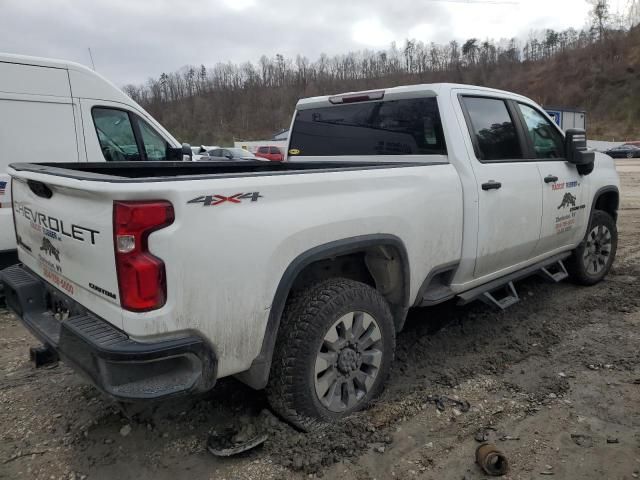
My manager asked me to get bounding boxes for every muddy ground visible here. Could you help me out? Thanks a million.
[1,160,639,480]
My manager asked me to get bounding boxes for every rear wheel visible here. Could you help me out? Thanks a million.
[566,210,617,285]
[267,278,395,431]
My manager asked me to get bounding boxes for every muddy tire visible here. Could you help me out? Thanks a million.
[566,210,617,286]
[266,278,395,431]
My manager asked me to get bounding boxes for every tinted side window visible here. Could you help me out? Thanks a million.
[462,97,522,161]
[518,104,565,159]
[92,108,141,161]
[289,97,446,156]
[258,147,269,153]
[137,118,168,161]
[270,147,281,154]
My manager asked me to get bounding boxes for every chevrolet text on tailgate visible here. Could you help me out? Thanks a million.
[1,84,620,430]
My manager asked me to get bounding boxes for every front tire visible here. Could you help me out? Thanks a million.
[567,210,617,285]
[267,278,395,431]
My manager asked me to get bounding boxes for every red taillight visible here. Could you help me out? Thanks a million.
[113,201,174,312]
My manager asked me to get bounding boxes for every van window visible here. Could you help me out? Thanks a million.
[137,118,168,161]
[518,104,565,159]
[288,97,446,156]
[461,97,522,161]
[92,108,141,161]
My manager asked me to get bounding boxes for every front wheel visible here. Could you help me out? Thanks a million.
[267,278,395,431]
[566,210,618,285]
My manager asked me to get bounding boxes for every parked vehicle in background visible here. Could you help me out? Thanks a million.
[544,107,586,131]
[605,144,640,158]
[208,147,267,161]
[255,146,284,162]
[1,84,619,433]
[0,53,191,273]
[192,145,219,161]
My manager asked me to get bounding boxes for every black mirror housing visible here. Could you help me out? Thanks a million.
[565,129,594,166]
[166,143,193,161]
[181,143,193,161]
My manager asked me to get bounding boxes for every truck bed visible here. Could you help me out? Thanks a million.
[9,160,431,182]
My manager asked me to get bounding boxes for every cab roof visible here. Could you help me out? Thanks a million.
[296,83,531,110]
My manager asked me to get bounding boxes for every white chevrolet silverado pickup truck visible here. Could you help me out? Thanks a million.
[1,84,620,430]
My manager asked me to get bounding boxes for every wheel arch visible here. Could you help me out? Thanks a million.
[591,186,619,223]
[235,234,410,389]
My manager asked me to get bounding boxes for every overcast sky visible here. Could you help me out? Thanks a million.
[0,0,628,86]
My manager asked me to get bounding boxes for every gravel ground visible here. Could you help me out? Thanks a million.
[1,160,639,480]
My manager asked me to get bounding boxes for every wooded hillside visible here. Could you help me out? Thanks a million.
[124,19,640,145]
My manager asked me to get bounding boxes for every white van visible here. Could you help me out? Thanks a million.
[0,53,190,270]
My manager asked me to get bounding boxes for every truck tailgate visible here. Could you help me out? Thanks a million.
[11,176,120,312]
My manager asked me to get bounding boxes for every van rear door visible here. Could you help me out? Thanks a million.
[0,61,79,253]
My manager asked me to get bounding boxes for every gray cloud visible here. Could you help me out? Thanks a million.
[0,0,593,86]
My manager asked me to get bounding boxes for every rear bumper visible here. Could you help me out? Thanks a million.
[0,250,19,298]
[0,249,19,270]
[0,264,217,401]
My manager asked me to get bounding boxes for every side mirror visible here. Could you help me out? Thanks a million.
[181,143,193,162]
[565,129,594,166]
[166,143,193,161]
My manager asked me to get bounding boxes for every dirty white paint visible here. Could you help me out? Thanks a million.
[7,83,620,381]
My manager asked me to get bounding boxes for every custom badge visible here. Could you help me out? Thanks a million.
[557,193,577,210]
[40,237,60,261]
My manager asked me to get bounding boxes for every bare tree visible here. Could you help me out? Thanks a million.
[589,0,611,40]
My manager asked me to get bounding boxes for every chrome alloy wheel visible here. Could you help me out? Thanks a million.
[583,225,613,275]
[314,311,383,413]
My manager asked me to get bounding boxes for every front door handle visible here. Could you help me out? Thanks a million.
[482,180,502,191]
[544,175,559,184]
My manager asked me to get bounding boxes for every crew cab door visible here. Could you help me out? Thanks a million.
[459,95,543,278]
[514,103,588,255]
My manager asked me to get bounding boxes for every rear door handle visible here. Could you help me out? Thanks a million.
[482,180,502,191]
[544,175,559,184]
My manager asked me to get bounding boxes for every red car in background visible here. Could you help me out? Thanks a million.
[255,146,284,162]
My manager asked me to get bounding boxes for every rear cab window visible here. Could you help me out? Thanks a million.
[289,97,446,157]
[460,96,522,161]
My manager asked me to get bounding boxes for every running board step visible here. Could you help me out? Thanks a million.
[457,252,572,309]
[539,260,569,283]
[480,281,519,310]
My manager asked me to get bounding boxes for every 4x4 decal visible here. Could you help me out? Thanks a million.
[188,192,262,207]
